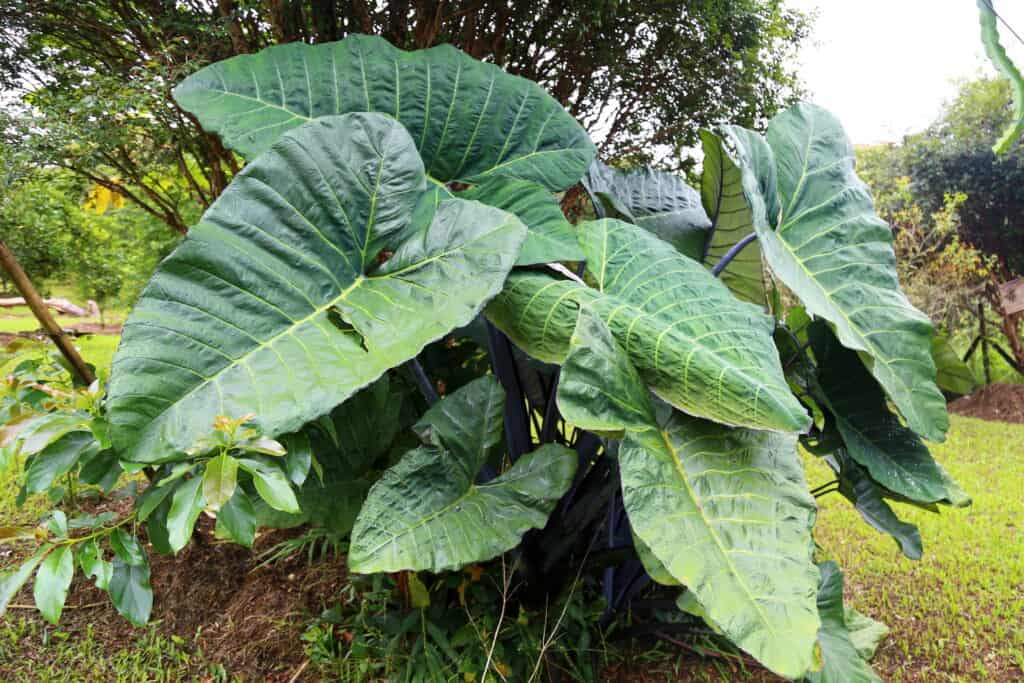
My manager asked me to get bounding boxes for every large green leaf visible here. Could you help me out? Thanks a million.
[825,451,923,560]
[349,443,575,574]
[557,311,819,678]
[810,322,953,504]
[741,103,948,442]
[173,35,594,190]
[699,129,769,305]
[487,219,809,433]
[582,160,711,260]
[108,113,525,463]
[623,414,819,678]
[807,561,883,683]
[459,178,583,265]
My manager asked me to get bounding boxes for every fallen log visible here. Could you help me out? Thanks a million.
[0,296,88,317]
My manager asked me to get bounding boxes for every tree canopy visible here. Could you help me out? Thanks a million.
[0,0,809,239]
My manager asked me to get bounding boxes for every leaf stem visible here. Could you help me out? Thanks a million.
[56,514,135,546]
[405,358,440,406]
[810,479,839,495]
[711,232,758,277]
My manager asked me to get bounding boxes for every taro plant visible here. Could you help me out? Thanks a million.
[1,35,969,681]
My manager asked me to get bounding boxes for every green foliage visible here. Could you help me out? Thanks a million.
[488,219,809,434]
[808,418,1024,681]
[899,76,1024,274]
[1,1,809,212]
[0,34,970,683]
[172,36,594,190]
[742,104,948,442]
[0,168,180,305]
[582,160,711,259]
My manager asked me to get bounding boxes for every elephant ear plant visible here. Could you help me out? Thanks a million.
[0,36,968,681]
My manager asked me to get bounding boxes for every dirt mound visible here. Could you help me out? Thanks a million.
[949,384,1024,423]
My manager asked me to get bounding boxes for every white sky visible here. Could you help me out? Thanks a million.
[789,0,1024,143]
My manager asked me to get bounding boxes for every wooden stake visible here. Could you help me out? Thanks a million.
[979,301,992,386]
[0,240,95,385]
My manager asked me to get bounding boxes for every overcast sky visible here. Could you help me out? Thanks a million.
[789,0,1024,144]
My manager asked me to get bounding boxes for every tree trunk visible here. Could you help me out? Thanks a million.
[0,241,95,385]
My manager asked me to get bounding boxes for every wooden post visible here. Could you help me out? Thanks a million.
[979,301,991,386]
[0,240,95,385]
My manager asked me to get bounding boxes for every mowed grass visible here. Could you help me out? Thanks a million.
[806,416,1024,682]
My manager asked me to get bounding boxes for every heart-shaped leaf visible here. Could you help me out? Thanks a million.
[349,442,575,574]
[108,113,525,462]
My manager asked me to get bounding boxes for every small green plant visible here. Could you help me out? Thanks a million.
[300,559,608,682]
[1,35,971,681]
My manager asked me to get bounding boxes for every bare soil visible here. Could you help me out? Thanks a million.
[949,383,1024,423]
[2,507,346,682]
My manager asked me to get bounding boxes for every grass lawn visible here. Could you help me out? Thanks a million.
[0,286,123,373]
[805,416,1024,682]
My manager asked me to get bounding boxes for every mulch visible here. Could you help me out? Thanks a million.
[949,383,1024,424]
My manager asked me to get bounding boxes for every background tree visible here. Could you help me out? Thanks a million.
[0,0,809,238]
[902,77,1024,274]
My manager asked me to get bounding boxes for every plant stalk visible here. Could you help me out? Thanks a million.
[405,358,440,405]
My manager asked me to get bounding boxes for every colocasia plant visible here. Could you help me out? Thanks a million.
[1,36,973,680]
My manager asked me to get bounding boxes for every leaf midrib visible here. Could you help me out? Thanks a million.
[653,427,777,634]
